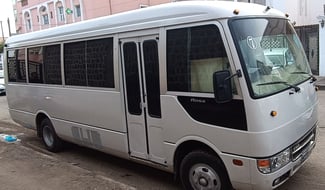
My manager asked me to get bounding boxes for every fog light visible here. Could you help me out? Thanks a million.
[273,178,281,186]
[272,171,290,186]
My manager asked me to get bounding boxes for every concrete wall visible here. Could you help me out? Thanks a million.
[266,0,325,26]
[266,0,325,76]
[319,17,325,76]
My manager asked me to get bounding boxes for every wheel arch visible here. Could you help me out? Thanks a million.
[173,137,231,184]
[35,111,51,138]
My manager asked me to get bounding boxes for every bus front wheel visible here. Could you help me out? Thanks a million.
[180,150,231,190]
[40,118,63,152]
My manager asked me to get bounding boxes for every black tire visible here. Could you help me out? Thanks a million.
[40,118,63,152]
[180,150,232,190]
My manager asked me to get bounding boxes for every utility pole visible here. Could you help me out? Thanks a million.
[7,18,11,37]
[0,21,4,42]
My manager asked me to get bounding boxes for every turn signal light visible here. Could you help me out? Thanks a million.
[270,111,277,117]
[233,159,243,166]
[257,159,270,168]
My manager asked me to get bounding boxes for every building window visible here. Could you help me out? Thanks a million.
[26,19,31,30]
[42,14,49,25]
[167,24,230,93]
[64,37,114,87]
[299,0,307,16]
[21,0,28,6]
[253,0,266,5]
[75,5,81,17]
[14,9,17,22]
[7,49,27,83]
[58,6,65,22]
[24,12,31,31]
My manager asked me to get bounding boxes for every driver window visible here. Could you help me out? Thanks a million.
[167,24,233,93]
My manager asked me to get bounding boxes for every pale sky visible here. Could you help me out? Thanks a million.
[0,0,16,37]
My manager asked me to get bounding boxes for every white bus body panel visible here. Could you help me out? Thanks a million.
[7,84,129,155]
[4,1,318,190]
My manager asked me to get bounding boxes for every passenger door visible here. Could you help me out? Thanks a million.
[120,35,165,164]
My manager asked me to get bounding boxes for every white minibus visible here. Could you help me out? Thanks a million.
[4,1,318,190]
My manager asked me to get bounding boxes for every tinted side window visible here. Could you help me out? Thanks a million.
[64,41,87,86]
[123,42,141,115]
[7,49,27,82]
[86,38,114,88]
[143,40,161,118]
[64,37,114,88]
[167,25,229,93]
[44,45,62,84]
[28,47,44,83]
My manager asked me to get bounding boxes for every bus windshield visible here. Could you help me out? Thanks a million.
[230,18,312,98]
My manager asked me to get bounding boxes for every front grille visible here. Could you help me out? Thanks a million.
[291,127,316,161]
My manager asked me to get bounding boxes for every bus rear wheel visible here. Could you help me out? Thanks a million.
[41,118,63,152]
[180,150,231,190]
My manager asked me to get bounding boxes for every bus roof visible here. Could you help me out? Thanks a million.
[6,1,286,48]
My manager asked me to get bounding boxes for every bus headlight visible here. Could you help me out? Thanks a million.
[257,148,291,174]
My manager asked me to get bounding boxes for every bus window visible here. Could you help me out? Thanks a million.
[43,45,62,85]
[167,24,231,93]
[64,38,114,88]
[7,49,27,83]
[28,47,44,83]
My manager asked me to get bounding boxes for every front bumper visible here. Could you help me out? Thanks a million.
[222,125,317,190]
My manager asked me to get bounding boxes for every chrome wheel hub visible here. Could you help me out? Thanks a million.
[189,164,221,190]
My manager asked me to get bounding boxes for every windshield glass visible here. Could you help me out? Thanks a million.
[230,18,311,98]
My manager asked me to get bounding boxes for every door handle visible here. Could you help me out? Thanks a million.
[140,102,147,109]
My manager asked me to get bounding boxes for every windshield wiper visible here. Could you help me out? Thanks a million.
[291,71,317,83]
[257,81,301,92]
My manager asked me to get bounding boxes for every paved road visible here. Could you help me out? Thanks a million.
[0,91,325,190]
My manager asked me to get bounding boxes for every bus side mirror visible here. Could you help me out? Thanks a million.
[213,70,233,103]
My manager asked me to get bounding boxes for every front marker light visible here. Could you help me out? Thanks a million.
[257,159,271,174]
[257,148,291,174]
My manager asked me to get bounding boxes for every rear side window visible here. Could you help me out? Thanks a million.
[64,37,114,88]
[64,41,87,86]
[28,47,44,83]
[27,45,62,84]
[7,49,27,82]
[43,45,62,84]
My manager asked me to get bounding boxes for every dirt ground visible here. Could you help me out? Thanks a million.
[0,122,137,190]
[0,94,178,190]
